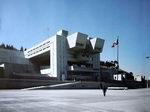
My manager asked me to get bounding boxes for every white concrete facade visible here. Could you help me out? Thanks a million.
[24,30,105,81]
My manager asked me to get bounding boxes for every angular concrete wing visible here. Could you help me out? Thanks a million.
[67,32,88,51]
[90,38,105,53]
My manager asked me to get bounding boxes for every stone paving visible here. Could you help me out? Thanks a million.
[0,88,150,112]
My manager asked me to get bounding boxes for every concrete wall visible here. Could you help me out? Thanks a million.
[0,67,4,78]
[56,35,68,80]
[0,48,30,64]
[3,63,40,78]
[0,48,40,78]
[0,79,67,89]
[0,79,146,89]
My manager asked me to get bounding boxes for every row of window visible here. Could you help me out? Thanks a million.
[26,41,50,56]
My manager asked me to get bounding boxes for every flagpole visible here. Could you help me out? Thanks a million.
[117,36,119,80]
[117,36,119,67]
[112,37,119,80]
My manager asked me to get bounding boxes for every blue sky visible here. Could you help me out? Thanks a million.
[0,0,150,77]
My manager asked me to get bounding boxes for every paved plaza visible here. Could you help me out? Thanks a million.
[0,88,150,112]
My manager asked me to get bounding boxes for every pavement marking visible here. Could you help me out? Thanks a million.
[21,82,79,90]
[108,87,128,90]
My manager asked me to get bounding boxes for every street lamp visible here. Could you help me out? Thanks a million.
[146,56,150,88]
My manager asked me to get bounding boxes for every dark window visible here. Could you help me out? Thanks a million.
[76,42,84,47]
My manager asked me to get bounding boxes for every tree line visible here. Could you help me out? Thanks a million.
[0,43,26,51]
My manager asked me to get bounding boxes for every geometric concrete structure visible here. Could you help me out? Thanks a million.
[0,30,104,81]
[67,32,88,50]
[90,38,105,53]
[24,30,105,81]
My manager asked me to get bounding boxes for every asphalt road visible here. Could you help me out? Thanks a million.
[0,88,150,112]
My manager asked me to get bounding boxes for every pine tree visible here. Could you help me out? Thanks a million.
[20,46,24,51]
[1,43,5,48]
[10,45,14,50]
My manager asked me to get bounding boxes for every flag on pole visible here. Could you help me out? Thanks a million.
[112,39,119,48]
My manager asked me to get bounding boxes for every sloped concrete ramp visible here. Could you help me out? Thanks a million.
[21,82,80,90]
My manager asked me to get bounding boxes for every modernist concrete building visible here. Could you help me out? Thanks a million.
[0,30,104,81]
[24,30,105,81]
